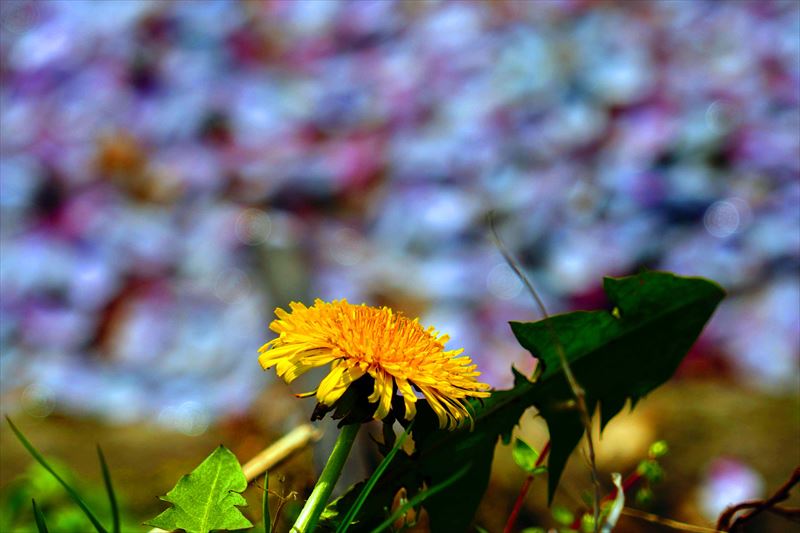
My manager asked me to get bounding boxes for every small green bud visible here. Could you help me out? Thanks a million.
[552,506,574,526]
[649,440,669,458]
[635,487,654,506]
[581,513,595,533]
[637,460,664,484]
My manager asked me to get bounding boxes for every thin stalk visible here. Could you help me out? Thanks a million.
[6,417,108,533]
[96,446,120,533]
[292,423,361,533]
[32,499,49,533]
[623,508,723,533]
[263,470,271,533]
[337,423,413,533]
[370,464,470,533]
[490,216,601,531]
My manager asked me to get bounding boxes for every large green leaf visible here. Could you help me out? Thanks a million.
[511,271,724,501]
[145,445,253,533]
[323,272,723,532]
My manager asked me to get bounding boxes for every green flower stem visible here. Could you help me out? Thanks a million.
[292,423,361,533]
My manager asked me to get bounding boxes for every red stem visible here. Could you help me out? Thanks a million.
[536,441,552,469]
[503,441,551,533]
[504,475,534,533]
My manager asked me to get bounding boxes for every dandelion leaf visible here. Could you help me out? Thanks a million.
[324,272,723,532]
[510,271,725,502]
[145,445,253,533]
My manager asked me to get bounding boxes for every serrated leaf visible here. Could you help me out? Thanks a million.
[145,445,253,533]
[511,271,724,501]
[323,273,723,531]
[512,438,539,473]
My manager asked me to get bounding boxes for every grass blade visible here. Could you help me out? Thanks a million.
[96,445,120,533]
[336,423,414,533]
[6,417,108,533]
[369,464,470,533]
[263,470,271,533]
[31,499,49,533]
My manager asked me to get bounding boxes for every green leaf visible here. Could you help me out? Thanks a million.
[31,499,49,533]
[5,417,109,533]
[324,273,723,531]
[512,438,539,473]
[96,446,119,533]
[336,423,413,533]
[510,271,724,501]
[263,470,271,533]
[369,464,470,533]
[145,445,253,533]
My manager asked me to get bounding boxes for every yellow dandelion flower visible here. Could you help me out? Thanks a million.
[258,299,491,430]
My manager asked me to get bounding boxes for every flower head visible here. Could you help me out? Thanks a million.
[259,299,491,430]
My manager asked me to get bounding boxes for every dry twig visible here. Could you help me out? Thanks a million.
[241,424,322,482]
[622,507,722,533]
[716,466,800,531]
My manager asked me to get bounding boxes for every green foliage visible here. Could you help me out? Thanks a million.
[637,460,664,484]
[511,438,547,476]
[95,446,119,533]
[1,448,139,533]
[323,272,722,531]
[6,417,109,533]
[649,440,669,459]
[552,506,574,526]
[511,438,539,473]
[580,513,595,533]
[31,499,49,533]
[263,471,271,533]
[145,445,253,533]
[635,486,654,506]
[368,465,470,533]
[510,272,724,501]
[336,424,413,533]
[5,271,723,533]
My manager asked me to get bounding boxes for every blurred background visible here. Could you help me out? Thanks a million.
[0,0,798,531]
